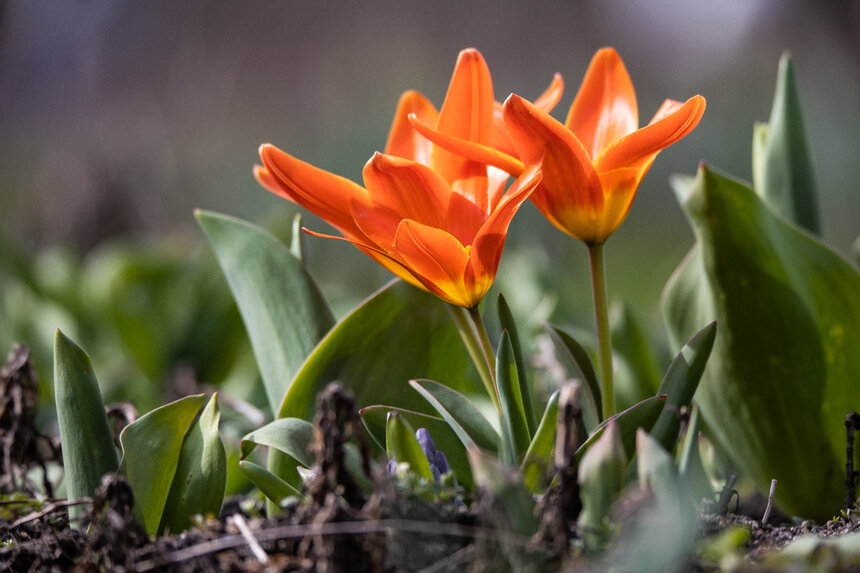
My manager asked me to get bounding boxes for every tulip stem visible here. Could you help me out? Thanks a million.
[587,242,614,420]
[448,305,500,410]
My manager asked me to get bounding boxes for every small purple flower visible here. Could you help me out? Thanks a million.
[387,428,456,485]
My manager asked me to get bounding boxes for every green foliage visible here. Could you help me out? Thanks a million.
[160,394,227,533]
[662,164,860,519]
[280,279,481,421]
[385,413,435,482]
[752,53,819,234]
[196,210,335,415]
[495,331,531,465]
[53,330,118,527]
[578,420,626,552]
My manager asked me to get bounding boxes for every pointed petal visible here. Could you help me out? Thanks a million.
[503,94,604,232]
[565,47,638,158]
[259,144,367,237]
[592,166,648,242]
[361,152,450,228]
[595,95,706,174]
[409,113,524,175]
[393,219,475,307]
[302,226,427,290]
[384,90,438,165]
[492,72,564,157]
[254,164,285,196]
[431,48,496,185]
[468,165,542,288]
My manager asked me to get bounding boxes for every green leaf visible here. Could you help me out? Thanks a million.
[520,389,561,493]
[279,280,480,420]
[610,302,662,411]
[467,445,537,537]
[385,412,435,482]
[119,395,205,536]
[497,294,537,434]
[635,428,678,507]
[752,53,819,234]
[495,331,531,464]
[240,418,314,491]
[53,330,119,528]
[662,164,860,520]
[238,460,302,504]
[544,324,601,430]
[409,379,500,451]
[576,395,666,464]
[648,322,716,453]
[159,393,227,534]
[578,420,626,553]
[196,210,335,415]
[360,405,473,490]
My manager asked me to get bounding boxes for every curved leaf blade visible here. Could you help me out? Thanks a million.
[521,389,561,492]
[196,210,335,414]
[662,164,860,519]
[119,395,205,536]
[410,379,500,451]
[53,330,119,528]
[385,412,435,482]
[160,393,227,534]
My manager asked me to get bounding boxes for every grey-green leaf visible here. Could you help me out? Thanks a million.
[662,163,860,520]
[159,393,227,534]
[409,379,500,451]
[196,210,335,415]
[752,53,819,234]
[385,412,435,482]
[53,330,119,528]
[119,395,205,536]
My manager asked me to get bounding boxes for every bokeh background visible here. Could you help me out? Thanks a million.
[1,1,858,409]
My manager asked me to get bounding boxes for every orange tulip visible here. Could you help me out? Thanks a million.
[254,48,545,308]
[504,48,706,244]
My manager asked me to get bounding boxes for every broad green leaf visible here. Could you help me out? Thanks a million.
[544,324,601,430]
[409,380,500,451]
[360,405,473,489]
[119,395,204,536]
[610,303,662,411]
[279,280,480,420]
[240,418,314,492]
[752,54,819,234]
[53,330,118,528]
[238,460,301,504]
[196,210,335,415]
[648,322,716,453]
[385,412,435,482]
[521,389,561,492]
[662,164,860,520]
[160,393,227,534]
[495,331,531,464]
[578,420,626,553]
[497,294,537,433]
[576,395,666,464]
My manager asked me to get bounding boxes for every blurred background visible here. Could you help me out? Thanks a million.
[1,1,858,412]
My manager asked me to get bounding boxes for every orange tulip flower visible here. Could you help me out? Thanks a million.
[504,48,706,244]
[254,48,544,308]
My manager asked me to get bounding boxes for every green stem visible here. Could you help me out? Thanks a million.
[448,304,500,410]
[587,242,614,420]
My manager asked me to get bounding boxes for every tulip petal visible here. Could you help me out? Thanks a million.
[593,166,648,242]
[408,114,524,176]
[565,47,638,158]
[431,49,496,192]
[393,220,474,307]
[384,90,438,166]
[469,165,542,286]
[503,94,604,230]
[302,226,427,290]
[595,95,706,174]
[492,72,565,157]
[362,153,450,229]
[259,144,367,237]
